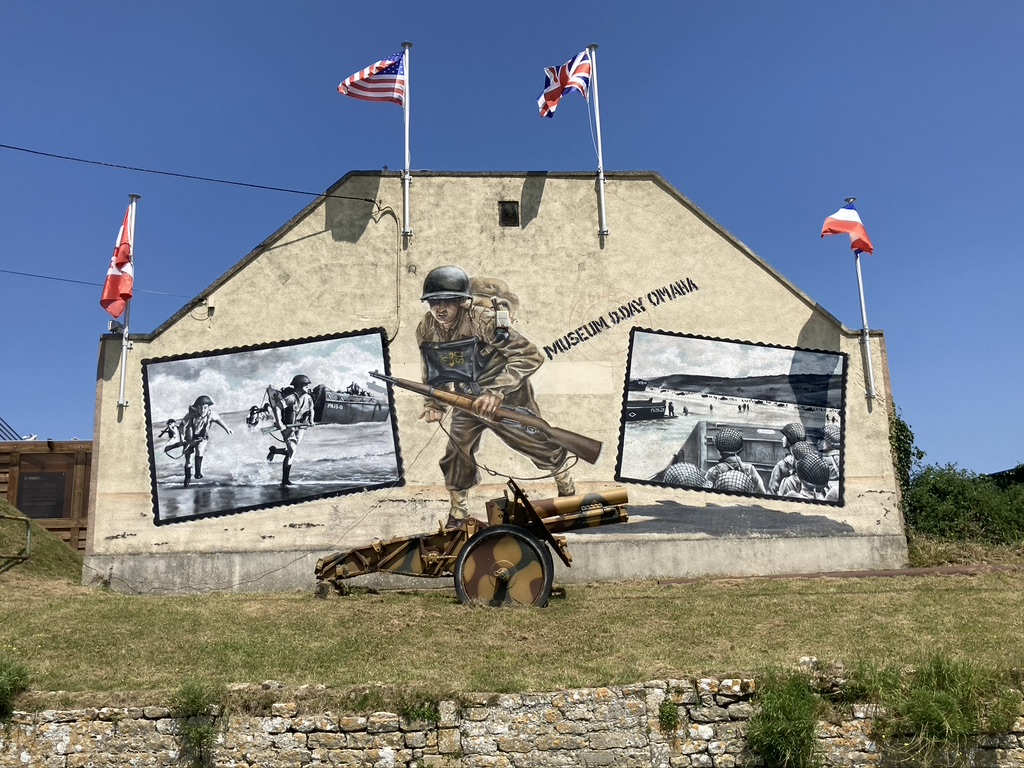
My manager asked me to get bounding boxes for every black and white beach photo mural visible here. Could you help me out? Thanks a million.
[616,329,846,504]
[142,329,402,524]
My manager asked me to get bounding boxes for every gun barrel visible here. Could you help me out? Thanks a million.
[370,371,603,464]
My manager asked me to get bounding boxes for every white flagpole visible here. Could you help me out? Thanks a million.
[117,193,141,408]
[587,43,609,238]
[846,197,876,401]
[402,41,413,243]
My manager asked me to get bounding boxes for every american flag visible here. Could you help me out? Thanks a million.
[338,52,406,106]
[538,49,591,118]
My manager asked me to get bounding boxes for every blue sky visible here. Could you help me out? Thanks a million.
[1,2,1021,474]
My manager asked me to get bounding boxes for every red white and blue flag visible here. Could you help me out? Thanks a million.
[538,49,591,118]
[821,202,874,254]
[100,204,135,319]
[338,52,406,106]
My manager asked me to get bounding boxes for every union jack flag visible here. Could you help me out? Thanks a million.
[537,49,591,118]
[338,52,406,106]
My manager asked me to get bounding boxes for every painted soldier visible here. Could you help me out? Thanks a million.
[179,395,232,487]
[703,428,766,494]
[267,374,315,487]
[768,422,807,495]
[415,265,575,527]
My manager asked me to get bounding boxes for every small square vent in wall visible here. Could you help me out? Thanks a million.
[498,200,520,228]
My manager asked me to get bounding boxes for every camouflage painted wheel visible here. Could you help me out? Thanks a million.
[453,525,554,607]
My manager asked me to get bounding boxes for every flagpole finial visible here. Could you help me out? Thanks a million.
[129,193,142,202]
[845,197,856,205]
[588,42,599,51]
[402,41,412,49]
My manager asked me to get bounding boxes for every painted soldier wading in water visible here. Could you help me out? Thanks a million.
[267,374,315,487]
[178,395,232,487]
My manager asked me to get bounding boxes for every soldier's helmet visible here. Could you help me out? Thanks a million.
[790,441,818,461]
[823,424,841,446]
[421,266,472,301]
[714,428,744,456]
[192,395,213,408]
[291,374,311,389]
[796,455,831,487]
[714,469,756,494]
[663,462,706,488]
[781,422,806,445]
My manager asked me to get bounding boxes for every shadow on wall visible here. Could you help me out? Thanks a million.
[520,172,547,228]
[615,500,856,538]
[795,313,842,359]
[325,174,383,243]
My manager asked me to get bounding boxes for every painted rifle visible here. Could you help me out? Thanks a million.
[369,371,602,464]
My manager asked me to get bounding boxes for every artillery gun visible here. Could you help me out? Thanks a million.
[314,478,628,607]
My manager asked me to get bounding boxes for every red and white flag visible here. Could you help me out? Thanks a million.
[821,202,874,254]
[337,52,406,105]
[538,49,592,118]
[100,204,135,319]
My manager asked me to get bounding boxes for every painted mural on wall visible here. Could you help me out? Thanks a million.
[404,265,601,528]
[616,329,846,504]
[142,329,401,524]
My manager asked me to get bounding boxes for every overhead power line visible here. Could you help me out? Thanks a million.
[0,142,379,205]
[0,268,191,298]
[0,142,382,295]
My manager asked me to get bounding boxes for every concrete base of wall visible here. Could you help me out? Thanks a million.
[83,532,908,595]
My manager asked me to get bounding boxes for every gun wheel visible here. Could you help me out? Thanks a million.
[453,525,553,607]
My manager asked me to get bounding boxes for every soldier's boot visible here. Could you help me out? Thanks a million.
[183,465,192,488]
[281,464,294,487]
[194,457,204,479]
[267,446,282,462]
[554,469,576,497]
[445,489,471,530]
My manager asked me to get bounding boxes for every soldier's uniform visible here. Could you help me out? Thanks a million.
[782,454,838,501]
[415,266,574,522]
[821,424,841,486]
[416,304,568,496]
[768,423,807,494]
[703,428,767,495]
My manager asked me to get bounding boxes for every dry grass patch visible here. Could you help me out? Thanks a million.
[3,570,1024,710]
[907,531,1024,568]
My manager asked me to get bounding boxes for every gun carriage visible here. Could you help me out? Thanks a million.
[315,371,627,607]
[314,478,628,607]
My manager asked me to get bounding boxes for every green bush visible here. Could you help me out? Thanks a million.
[170,679,225,768]
[849,654,1023,766]
[904,464,1024,544]
[0,655,30,720]
[658,699,680,733]
[889,408,925,503]
[748,671,822,768]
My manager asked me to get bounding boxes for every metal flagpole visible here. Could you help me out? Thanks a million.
[847,196,876,400]
[587,43,609,239]
[402,41,413,244]
[117,194,140,408]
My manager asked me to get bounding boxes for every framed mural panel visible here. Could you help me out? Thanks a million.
[616,329,846,504]
[142,329,402,525]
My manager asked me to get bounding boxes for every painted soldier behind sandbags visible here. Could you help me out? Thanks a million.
[415,265,575,527]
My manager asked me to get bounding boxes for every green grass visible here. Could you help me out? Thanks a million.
[0,499,82,581]
[3,570,1024,711]
[841,654,1024,766]
[748,671,823,768]
[0,654,30,720]
[5,496,1024,722]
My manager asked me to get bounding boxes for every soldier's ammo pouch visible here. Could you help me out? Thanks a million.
[420,338,484,390]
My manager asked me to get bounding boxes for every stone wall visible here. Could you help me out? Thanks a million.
[4,678,1024,767]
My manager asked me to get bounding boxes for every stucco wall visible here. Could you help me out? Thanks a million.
[86,172,905,593]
